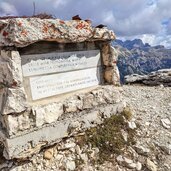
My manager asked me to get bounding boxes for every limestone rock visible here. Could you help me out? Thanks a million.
[110,46,118,64]
[159,143,171,155]
[128,121,137,129]
[0,87,27,115]
[0,18,115,47]
[146,159,157,171]
[5,113,31,136]
[136,162,142,171]
[102,44,110,66]
[161,118,171,129]
[82,94,96,109]
[116,155,137,169]
[125,69,171,86]
[64,96,83,113]
[66,160,76,171]
[43,147,54,160]
[134,144,150,156]
[32,102,63,127]
[104,66,120,85]
[102,45,118,66]
[0,50,23,87]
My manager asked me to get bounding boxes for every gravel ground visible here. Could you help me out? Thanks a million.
[122,85,171,171]
[2,85,171,171]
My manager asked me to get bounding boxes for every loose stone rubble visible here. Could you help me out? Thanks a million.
[125,69,171,86]
[0,85,171,170]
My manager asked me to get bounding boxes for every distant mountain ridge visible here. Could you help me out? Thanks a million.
[113,39,151,50]
[113,39,171,82]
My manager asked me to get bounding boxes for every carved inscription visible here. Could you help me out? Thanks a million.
[22,50,101,76]
[30,67,101,100]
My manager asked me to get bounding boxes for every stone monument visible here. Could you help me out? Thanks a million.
[0,17,124,159]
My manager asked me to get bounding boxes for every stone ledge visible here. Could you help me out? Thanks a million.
[0,87,27,115]
[1,101,126,159]
[0,18,115,47]
[2,86,123,138]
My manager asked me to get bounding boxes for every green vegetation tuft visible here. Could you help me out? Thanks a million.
[75,107,136,164]
[121,107,133,121]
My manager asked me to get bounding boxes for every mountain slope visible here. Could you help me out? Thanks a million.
[113,39,171,82]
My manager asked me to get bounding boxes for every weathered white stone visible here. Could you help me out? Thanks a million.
[0,18,115,47]
[0,50,22,86]
[110,46,118,63]
[93,28,115,41]
[102,86,123,104]
[32,102,63,127]
[159,143,171,155]
[116,155,136,169]
[136,162,142,171]
[134,144,150,156]
[2,101,125,159]
[4,115,18,136]
[146,159,157,171]
[121,129,128,142]
[64,96,83,113]
[128,121,137,129]
[104,66,120,85]
[116,155,124,163]
[0,87,27,115]
[18,113,30,131]
[82,94,96,109]
[161,118,171,129]
[91,89,107,104]
[81,111,102,129]
[102,44,110,66]
[80,153,88,163]
[125,69,171,86]
[102,45,118,66]
[117,101,127,113]
[66,160,76,171]
[104,67,113,83]
[43,147,54,160]
[112,65,120,85]
[4,113,30,136]
[0,86,123,137]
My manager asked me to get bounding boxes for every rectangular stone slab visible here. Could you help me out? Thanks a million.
[30,67,101,100]
[21,50,101,76]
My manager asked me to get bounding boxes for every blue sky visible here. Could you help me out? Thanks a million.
[0,0,171,47]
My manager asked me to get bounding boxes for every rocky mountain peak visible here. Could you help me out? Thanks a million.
[113,39,151,50]
[114,38,171,83]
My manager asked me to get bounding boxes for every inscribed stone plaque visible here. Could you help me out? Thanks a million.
[22,50,101,76]
[30,67,101,100]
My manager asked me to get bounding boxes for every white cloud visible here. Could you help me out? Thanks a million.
[45,0,69,8]
[0,2,18,16]
[0,0,171,47]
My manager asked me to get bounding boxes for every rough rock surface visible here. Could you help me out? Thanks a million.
[1,85,171,170]
[125,69,171,86]
[0,18,115,47]
[114,39,171,83]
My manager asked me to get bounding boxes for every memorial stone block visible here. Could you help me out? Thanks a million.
[0,18,122,160]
